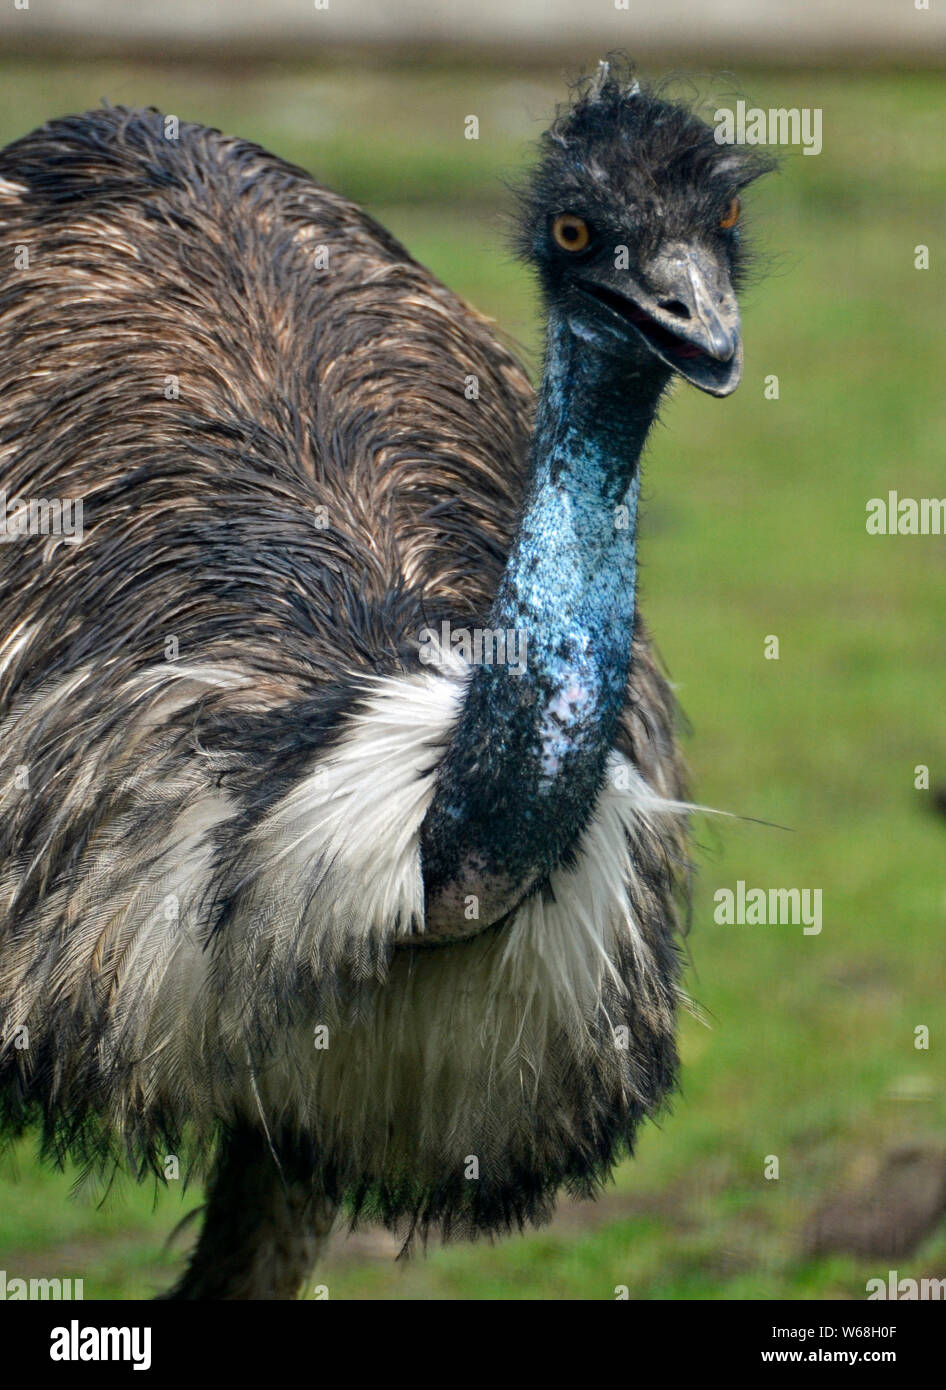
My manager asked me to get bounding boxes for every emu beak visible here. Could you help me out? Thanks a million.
[575,241,743,397]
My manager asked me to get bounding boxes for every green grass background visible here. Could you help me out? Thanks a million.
[0,56,943,1299]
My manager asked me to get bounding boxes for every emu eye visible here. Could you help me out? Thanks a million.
[720,196,741,230]
[551,213,591,252]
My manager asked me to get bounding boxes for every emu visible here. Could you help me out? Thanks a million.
[0,63,771,1298]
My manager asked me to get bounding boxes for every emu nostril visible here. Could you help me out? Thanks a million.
[659,299,690,319]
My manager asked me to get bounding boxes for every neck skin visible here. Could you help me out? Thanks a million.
[420,309,670,939]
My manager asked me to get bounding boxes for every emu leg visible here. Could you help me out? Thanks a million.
[161,1125,335,1300]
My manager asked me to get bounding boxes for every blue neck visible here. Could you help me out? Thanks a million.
[420,313,669,937]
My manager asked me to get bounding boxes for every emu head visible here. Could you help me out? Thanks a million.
[516,60,775,396]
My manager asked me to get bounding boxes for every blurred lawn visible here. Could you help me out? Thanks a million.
[0,58,943,1300]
